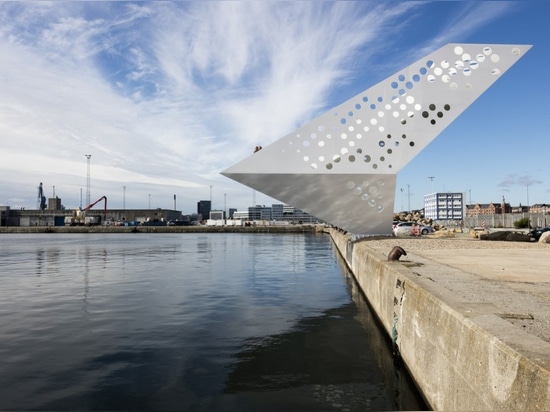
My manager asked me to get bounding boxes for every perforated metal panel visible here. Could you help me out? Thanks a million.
[222,43,531,235]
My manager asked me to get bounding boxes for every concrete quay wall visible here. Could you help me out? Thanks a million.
[329,228,550,411]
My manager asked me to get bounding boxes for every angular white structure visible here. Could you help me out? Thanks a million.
[222,44,531,235]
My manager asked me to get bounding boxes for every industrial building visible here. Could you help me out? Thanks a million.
[0,197,184,227]
[0,196,319,228]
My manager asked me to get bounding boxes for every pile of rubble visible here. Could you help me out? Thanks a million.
[393,211,445,231]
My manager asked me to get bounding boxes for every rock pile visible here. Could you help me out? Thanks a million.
[393,211,443,231]
[479,231,531,242]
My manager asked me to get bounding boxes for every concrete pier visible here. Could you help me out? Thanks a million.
[329,228,550,411]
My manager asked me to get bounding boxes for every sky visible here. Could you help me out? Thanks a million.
[0,1,548,214]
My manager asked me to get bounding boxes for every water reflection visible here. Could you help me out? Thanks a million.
[0,233,427,411]
[223,251,427,411]
[224,303,395,410]
[340,255,428,411]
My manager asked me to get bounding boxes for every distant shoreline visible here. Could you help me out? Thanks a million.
[0,225,323,234]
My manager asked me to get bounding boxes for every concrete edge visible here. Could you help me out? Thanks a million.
[328,228,550,411]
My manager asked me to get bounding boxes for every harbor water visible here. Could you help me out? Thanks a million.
[0,232,426,411]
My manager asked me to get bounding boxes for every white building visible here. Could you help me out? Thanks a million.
[424,192,464,221]
[230,204,319,224]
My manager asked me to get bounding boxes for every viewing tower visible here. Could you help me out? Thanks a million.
[222,44,531,235]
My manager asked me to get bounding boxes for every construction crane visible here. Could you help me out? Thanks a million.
[65,196,107,226]
[37,182,47,210]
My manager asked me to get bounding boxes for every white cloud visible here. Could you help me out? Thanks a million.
[0,1,525,211]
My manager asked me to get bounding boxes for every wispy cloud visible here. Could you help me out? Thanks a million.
[498,174,542,191]
[398,1,520,68]
[0,1,519,210]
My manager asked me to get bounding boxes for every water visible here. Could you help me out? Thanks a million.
[0,232,426,411]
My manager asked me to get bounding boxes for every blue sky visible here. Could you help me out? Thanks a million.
[0,1,547,214]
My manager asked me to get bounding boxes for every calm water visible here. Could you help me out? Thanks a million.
[0,232,426,411]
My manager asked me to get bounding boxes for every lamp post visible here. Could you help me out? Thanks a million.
[428,176,435,193]
[85,154,91,206]
[526,184,530,228]
[407,184,410,212]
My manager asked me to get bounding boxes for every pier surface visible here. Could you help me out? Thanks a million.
[329,229,550,411]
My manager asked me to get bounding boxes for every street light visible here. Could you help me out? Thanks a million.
[85,154,91,206]
[428,176,435,193]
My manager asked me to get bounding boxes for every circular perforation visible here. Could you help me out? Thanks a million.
[289,44,513,175]
[421,103,451,126]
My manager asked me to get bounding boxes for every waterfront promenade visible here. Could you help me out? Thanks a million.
[329,229,550,410]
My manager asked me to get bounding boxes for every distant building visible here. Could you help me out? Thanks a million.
[48,197,62,211]
[289,207,318,223]
[530,204,550,214]
[1,197,183,226]
[424,193,464,220]
[209,210,224,220]
[272,204,284,221]
[228,208,237,219]
[248,205,272,220]
[0,206,11,226]
[510,205,528,213]
[230,204,320,223]
[232,211,249,220]
[197,200,211,221]
[466,202,511,216]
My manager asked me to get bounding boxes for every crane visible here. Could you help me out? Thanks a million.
[66,196,107,226]
[37,182,47,210]
[83,195,107,221]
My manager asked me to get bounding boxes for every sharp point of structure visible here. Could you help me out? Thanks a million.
[222,43,532,235]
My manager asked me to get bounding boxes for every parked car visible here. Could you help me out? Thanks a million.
[393,221,434,236]
[529,225,550,241]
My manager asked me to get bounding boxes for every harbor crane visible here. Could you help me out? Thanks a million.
[37,182,47,210]
[65,196,107,226]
